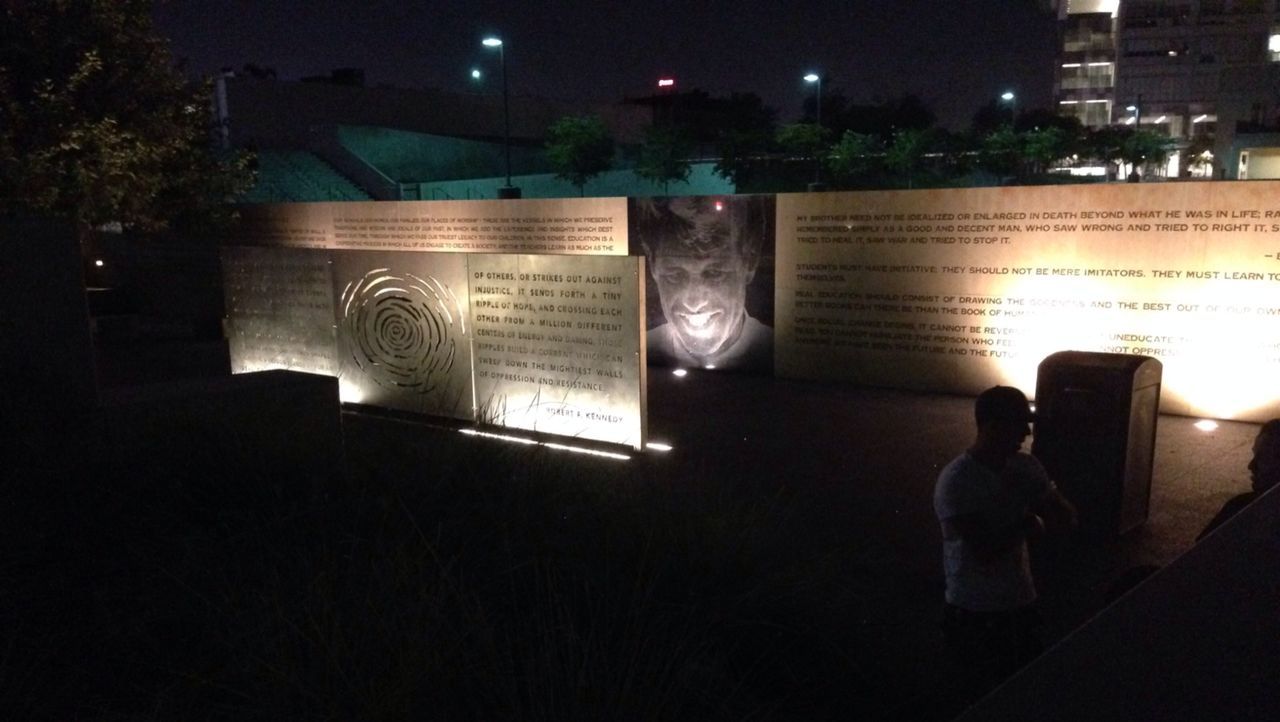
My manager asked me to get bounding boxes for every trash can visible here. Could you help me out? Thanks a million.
[1031,351,1162,538]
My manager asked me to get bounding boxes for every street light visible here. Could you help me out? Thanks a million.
[482,36,520,198]
[1001,90,1017,126]
[804,72,825,191]
[804,73,822,126]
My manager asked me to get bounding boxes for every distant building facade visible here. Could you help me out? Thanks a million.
[214,72,731,201]
[1053,0,1280,178]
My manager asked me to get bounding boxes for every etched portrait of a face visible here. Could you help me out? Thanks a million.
[650,198,758,358]
[634,196,774,371]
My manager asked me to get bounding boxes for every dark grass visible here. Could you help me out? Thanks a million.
[2,409,920,721]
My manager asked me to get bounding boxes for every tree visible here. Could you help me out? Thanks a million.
[826,130,884,188]
[0,0,253,239]
[1085,125,1130,175]
[1185,134,1215,177]
[1121,130,1176,179]
[777,123,832,188]
[544,115,614,196]
[885,128,936,189]
[978,126,1022,180]
[634,125,693,194]
[1021,126,1070,175]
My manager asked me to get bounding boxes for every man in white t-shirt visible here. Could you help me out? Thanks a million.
[934,385,1076,692]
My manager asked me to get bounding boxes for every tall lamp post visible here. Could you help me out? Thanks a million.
[805,72,826,191]
[1125,95,1144,182]
[1127,94,1142,127]
[482,36,520,199]
[1001,90,1017,127]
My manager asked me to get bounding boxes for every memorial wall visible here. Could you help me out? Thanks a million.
[223,198,646,448]
[776,181,1280,422]
[237,197,628,254]
[227,184,1280,427]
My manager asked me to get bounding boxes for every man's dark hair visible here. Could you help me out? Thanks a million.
[1259,418,1280,442]
[634,196,765,264]
[975,386,1034,426]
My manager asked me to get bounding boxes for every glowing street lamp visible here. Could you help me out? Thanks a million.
[804,72,825,190]
[804,73,822,127]
[482,36,520,198]
[1001,90,1017,126]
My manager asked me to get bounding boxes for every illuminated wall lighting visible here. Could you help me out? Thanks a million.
[460,428,631,460]
[1270,34,1280,53]
[645,442,673,452]
[338,380,365,404]
[672,368,688,377]
[1194,419,1220,432]
[657,78,675,87]
[460,428,537,445]
[543,442,631,460]
[94,259,104,267]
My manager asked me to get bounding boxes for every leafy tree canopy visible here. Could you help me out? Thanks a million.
[826,130,884,186]
[634,124,693,194]
[884,128,938,188]
[545,115,614,196]
[776,123,831,160]
[1121,129,1176,167]
[0,0,253,236]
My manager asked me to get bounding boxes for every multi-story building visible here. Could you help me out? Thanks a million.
[1053,0,1280,178]
[1055,1,1120,130]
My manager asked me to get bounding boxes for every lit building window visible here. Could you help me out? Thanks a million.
[1270,32,1280,62]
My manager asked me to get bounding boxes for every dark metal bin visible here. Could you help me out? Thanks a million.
[1031,351,1162,538]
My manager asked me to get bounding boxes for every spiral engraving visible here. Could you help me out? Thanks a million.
[338,268,464,393]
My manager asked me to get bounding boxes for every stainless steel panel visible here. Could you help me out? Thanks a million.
[221,246,338,375]
[469,254,645,448]
[331,250,473,418]
[233,198,630,255]
[775,182,1280,421]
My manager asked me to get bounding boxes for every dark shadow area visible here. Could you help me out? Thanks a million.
[2,358,1257,720]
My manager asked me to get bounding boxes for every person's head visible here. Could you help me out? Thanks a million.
[973,386,1034,460]
[637,197,761,360]
[1248,419,1280,493]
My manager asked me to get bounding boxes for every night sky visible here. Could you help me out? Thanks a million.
[154,0,1057,130]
